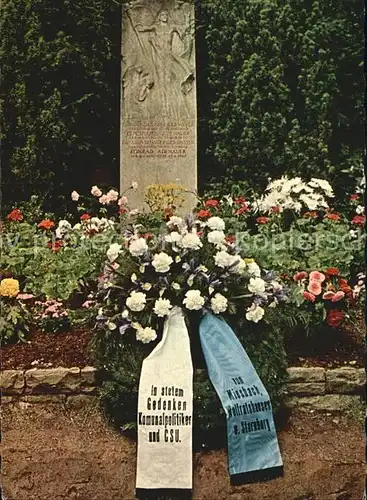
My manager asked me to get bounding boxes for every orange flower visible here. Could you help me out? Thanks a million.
[47,240,64,253]
[38,219,55,230]
[293,271,308,281]
[80,213,90,220]
[303,211,318,218]
[326,213,340,221]
[256,216,270,224]
[235,205,249,215]
[309,271,326,283]
[331,291,345,302]
[326,267,339,276]
[7,208,23,222]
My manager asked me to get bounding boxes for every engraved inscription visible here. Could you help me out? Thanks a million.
[124,120,194,159]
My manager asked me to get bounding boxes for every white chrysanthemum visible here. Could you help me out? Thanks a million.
[207,216,225,231]
[153,298,172,317]
[208,230,226,245]
[136,326,157,344]
[181,232,202,250]
[356,205,365,215]
[167,216,185,229]
[211,293,228,314]
[248,277,266,295]
[246,305,265,323]
[183,290,205,310]
[107,243,122,262]
[129,238,148,257]
[214,251,236,268]
[56,220,72,239]
[152,252,173,273]
[126,291,146,312]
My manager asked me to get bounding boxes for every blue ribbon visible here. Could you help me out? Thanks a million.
[199,313,283,483]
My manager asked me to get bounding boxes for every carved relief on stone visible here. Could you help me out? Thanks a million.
[122,1,195,119]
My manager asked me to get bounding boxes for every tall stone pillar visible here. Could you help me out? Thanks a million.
[120,1,197,211]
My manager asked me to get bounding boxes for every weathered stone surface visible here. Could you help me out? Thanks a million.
[80,366,97,393]
[286,382,325,396]
[25,367,80,393]
[326,368,365,394]
[120,0,197,212]
[0,369,25,394]
[287,367,326,383]
[285,395,361,412]
[1,396,14,405]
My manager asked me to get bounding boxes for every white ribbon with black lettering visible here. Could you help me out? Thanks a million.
[136,307,193,493]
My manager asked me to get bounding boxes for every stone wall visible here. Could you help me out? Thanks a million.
[1,366,365,411]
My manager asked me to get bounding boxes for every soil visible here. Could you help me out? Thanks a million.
[1,325,364,370]
[1,403,364,500]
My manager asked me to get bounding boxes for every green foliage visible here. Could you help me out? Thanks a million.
[0,300,31,343]
[201,0,364,197]
[0,0,121,214]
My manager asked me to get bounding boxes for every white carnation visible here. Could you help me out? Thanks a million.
[211,293,228,314]
[165,231,183,246]
[207,216,225,231]
[106,243,122,262]
[246,305,265,323]
[208,230,226,245]
[183,290,205,310]
[152,252,173,273]
[181,232,202,250]
[136,326,157,344]
[247,261,261,277]
[126,291,146,312]
[153,298,172,317]
[214,251,236,268]
[248,277,266,295]
[129,238,148,257]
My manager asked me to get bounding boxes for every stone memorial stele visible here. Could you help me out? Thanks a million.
[120,0,197,211]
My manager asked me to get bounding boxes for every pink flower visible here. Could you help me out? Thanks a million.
[99,194,110,205]
[331,291,345,302]
[322,291,335,300]
[303,291,316,302]
[293,271,308,281]
[91,185,102,197]
[71,190,80,201]
[106,189,119,202]
[17,293,34,300]
[307,280,322,296]
[118,196,128,207]
[309,271,326,283]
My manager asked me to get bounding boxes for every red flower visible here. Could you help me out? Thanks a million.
[197,231,203,237]
[226,234,235,244]
[256,216,270,224]
[7,208,23,222]
[326,267,339,276]
[350,194,359,201]
[338,278,352,295]
[119,207,127,215]
[234,197,246,205]
[204,199,219,208]
[303,211,318,218]
[38,219,55,230]
[326,213,340,221]
[293,271,308,281]
[164,207,175,220]
[326,309,344,328]
[235,205,249,216]
[352,215,365,226]
[303,291,316,303]
[197,209,211,219]
[271,206,281,214]
[80,213,90,220]
[143,232,154,240]
[47,240,64,253]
